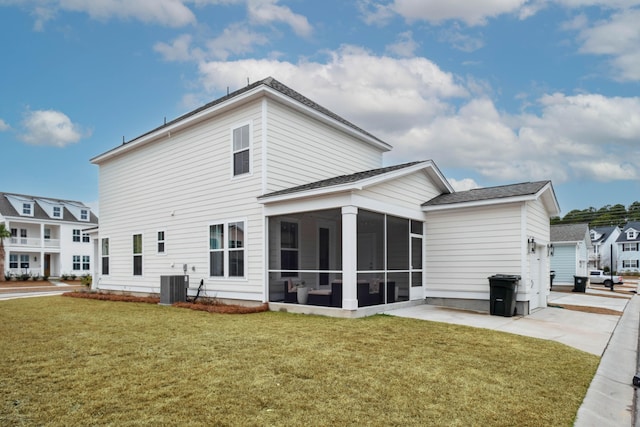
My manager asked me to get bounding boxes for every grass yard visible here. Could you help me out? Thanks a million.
[0,297,598,426]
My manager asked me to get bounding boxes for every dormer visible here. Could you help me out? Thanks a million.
[590,230,601,241]
[35,198,64,220]
[627,229,638,240]
[65,202,91,222]
[5,195,35,217]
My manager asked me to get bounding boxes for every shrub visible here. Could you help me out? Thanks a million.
[81,274,92,286]
[20,273,30,281]
[4,272,11,281]
[31,273,40,281]
[61,273,69,280]
[70,274,77,281]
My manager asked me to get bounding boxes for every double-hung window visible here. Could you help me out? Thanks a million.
[133,234,143,276]
[623,243,639,252]
[53,206,61,218]
[157,231,165,254]
[82,233,90,243]
[73,255,81,270]
[209,221,245,278]
[102,238,109,275]
[232,124,250,176]
[73,229,81,242]
[280,221,299,277]
[80,209,88,221]
[9,254,18,269]
[82,256,90,271]
[623,260,639,269]
[20,255,29,269]
[22,203,32,216]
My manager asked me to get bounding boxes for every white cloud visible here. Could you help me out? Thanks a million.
[205,23,270,60]
[388,0,529,26]
[18,109,88,147]
[449,178,480,191]
[3,0,196,29]
[572,9,640,81]
[0,119,9,131]
[197,45,468,135]
[385,31,419,57]
[437,25,485,52]
[247,0,312,37]
[154,34,204,62]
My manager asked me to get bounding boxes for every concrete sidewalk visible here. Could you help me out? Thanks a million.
[386,290,638,426]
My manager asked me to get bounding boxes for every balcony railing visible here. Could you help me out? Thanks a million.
[9,237,60,248]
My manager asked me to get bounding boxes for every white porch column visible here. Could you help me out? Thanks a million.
[341,206,358,310]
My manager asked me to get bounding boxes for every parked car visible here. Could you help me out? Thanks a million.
[589,270,623,287]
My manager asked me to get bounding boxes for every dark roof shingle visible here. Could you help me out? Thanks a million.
[422,181,550,207]
[551,223,590,242]
[259,161,424,199]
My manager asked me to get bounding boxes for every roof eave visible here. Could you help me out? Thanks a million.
[91,82,392,165]
[422,194,537,212]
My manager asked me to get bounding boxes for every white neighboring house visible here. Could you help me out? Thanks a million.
[91,77,559,316]
[617,222,640,273]
[0,192,98,278]
[589,226,621,270]
[550,223,592,285]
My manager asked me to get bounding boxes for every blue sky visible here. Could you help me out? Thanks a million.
[1,0,639,216]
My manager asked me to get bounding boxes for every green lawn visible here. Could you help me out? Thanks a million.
[0,297,598,426]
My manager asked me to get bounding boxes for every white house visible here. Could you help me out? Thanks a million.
[0,192,98,278]
[91,77,559,316]
[589,226,620,270]
[550,223,592,286]
[617,222,640,273]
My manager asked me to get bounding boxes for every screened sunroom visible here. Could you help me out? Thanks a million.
[266,207,424,310]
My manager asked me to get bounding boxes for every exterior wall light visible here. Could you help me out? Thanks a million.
[528,237,536,253]
[547,244,554,257]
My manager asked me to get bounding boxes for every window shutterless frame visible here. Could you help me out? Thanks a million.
[230,122,252,178]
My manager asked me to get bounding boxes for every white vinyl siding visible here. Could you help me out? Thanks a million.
[425,203,522,296]
[359,172,442,215]
[265,100,384,193]
[95,100,264,297]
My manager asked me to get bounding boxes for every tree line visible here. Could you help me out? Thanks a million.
[551,202,640,227]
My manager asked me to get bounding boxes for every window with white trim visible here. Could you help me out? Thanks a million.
[80,209,89,221]
[133,234,143,276]
[9,254,18,269]
[20,254,29,269]
[623,243,639,252]
[73,255,81,270]
[73,229,81,242]
[44,228,51,240]
[102,238,109,275]
[157,231,165,254]
[53,206,61,218]
[22,203,32,216]
[232,124,250,176]
[82,256,90,271]
[82,233,90,243]
[209,221,245,278]
[623,260,639,269]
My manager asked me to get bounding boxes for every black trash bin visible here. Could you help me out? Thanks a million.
[550,270,556,289]
[573,275,587,293]
[488,274,521,317]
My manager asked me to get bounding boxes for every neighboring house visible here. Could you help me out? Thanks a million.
[589,226,620,270]
[91,77,559,316]
[616,222,640,273]
[550,223,592,285]
[0,192,98,278]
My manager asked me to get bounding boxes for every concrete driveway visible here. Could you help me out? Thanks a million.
[386,287,638,426]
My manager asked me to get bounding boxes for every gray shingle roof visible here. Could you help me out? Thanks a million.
[591,226,617,243]
[259,161,425,199]
[113,76,388,150]
[616,221,640,243]
[551,223,590,242]
[422,181,551,207]
[0,192,98,224]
